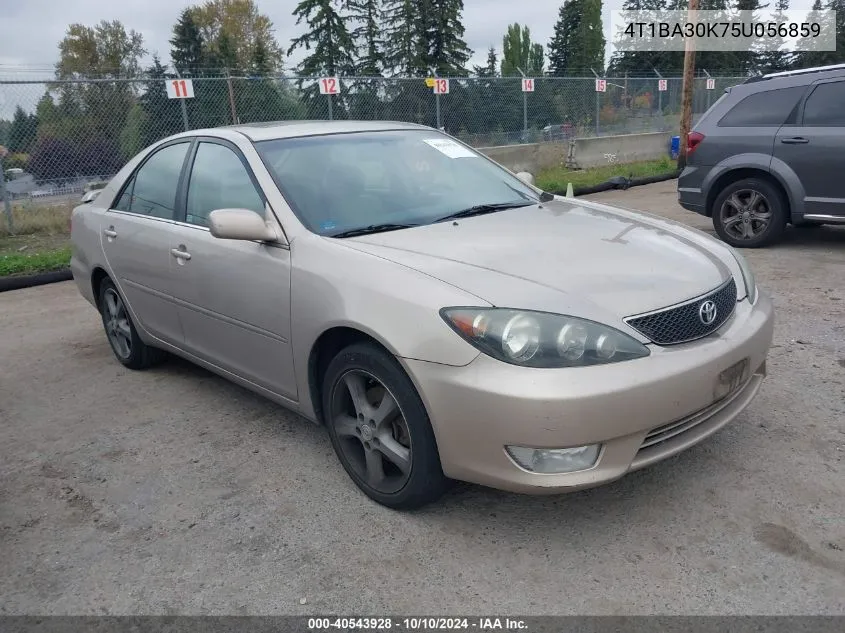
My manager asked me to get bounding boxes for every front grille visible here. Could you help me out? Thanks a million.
[624,279,737,346]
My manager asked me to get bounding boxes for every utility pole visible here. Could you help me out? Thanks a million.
[173,67,190,132]
[678,0,700,170]
[516,67,528,138]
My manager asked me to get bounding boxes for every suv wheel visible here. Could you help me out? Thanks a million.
[712,178,787,248]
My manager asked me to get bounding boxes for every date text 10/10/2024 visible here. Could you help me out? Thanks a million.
[308,617,529,630]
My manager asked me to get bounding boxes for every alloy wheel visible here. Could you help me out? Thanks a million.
[329,369,412,494]
[720,189,772,240]
[103,288,132,360]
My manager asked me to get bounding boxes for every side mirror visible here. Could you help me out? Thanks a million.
[516,171,535,186]
[208,208,279,242]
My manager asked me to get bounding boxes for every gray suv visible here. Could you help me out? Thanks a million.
[678,64,845,247]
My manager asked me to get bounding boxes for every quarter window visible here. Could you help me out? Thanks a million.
[718,86,806,127]
[185,142,265,227]
[114,142,189,219]
[802,81,845,126]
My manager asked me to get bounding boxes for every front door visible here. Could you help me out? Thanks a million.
[101,141,191,346]
[774,79,845,219]
[167,140,297,400]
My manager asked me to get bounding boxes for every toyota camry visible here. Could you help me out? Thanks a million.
[70,121,774,509]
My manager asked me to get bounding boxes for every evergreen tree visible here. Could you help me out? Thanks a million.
[170,9,206,76]
[794,0,842,68]
[548,0,605,77]
[758,0,793,73]
[382,0,419,75]
[137,55,183,147]
[473,47,498,77]
[289,0,357,76]
[348,0,383,75]
[734,0,770,75]
[501,24,531,77]
[422,0,473,76]
[529,44,544,75]
[8,106,38,154]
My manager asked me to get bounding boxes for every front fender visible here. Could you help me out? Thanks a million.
[290,234,486,420]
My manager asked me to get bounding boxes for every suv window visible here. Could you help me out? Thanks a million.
[185,142,265,227]
[718,86,806,127]
[114,142,189,219]
[802,81,845,126]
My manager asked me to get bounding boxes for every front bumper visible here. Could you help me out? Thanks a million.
[403,292,774,494]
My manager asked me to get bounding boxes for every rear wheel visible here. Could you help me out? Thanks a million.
[322,342,450,510]
[712,178,787,248]
[98,278,166,370]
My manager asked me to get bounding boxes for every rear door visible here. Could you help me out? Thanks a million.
[698,85,808,168]
[101,141,191,345]
[774,79,845,218]
[167,139,297,400]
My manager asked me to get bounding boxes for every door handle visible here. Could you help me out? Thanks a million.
[170,248,192,261]
[781,137,809,144]
[103,227,117,238]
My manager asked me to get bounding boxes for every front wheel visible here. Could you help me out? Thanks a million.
[322,342,450,510]
[712,178,787,248]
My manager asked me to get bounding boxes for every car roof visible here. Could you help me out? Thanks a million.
[743,63,845,89]
[206,120,434,142]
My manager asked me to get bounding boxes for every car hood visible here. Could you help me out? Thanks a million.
[338,199,736,321]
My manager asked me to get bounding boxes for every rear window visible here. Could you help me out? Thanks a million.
[718,86,806,127]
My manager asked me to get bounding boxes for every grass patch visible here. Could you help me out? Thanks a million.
[0,246,71,277]
[536,156,677,192]
[0,201,74,238]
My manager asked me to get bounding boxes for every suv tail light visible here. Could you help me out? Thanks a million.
[687,131,705,155]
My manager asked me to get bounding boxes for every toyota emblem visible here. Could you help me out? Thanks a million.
[699,300,718,326]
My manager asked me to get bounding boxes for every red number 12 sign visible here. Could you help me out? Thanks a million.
[319,77,340,95]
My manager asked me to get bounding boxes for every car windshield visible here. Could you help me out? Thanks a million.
[254,129,540,237]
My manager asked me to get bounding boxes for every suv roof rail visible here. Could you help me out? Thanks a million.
[745,63,845,83]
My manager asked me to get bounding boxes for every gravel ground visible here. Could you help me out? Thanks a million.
[1,181,843,615]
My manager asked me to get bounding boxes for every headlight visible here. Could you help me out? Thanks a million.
[730,249,758,304]
[441,308,650,368]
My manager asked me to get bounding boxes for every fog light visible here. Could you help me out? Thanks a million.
[506,444,600,474]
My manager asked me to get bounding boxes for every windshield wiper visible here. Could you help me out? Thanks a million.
[434,201,534,223]
[330,223,419,238]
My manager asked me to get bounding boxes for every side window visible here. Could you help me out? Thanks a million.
[718,86,806,127]
[802,81,845,127]
[186,142,265,227]
[120,143,189,219]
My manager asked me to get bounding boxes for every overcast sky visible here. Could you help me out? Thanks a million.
[0,0,818,117]
[0,0,611,74]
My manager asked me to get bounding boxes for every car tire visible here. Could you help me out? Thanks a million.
[98,278,167,370]
[322,342,450,510]
[712,178,787,248]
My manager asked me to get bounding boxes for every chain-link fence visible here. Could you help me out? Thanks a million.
[0,73,744,238]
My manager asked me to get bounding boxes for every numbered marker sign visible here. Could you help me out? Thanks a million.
[166,79,195,99]
[595,79,607,93]
[433,78,450,94]
[522,78,535,92]
[658,79,668,92]
[706,78,716,90]
[319,77,339,95]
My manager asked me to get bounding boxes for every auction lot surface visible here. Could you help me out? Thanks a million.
[1,181,843,614]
